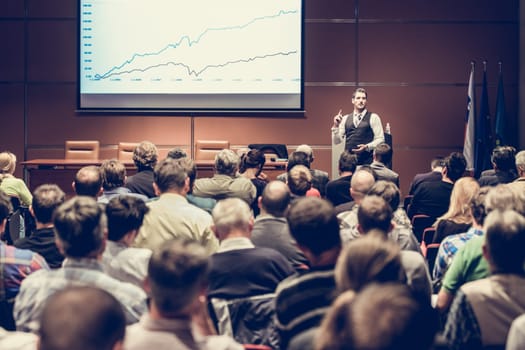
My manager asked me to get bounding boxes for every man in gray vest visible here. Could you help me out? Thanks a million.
[331,88,384,165]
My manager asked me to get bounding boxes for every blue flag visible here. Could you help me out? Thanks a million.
[475,69,492,178]
[494,70,506,147]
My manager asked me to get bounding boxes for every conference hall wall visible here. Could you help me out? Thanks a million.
[0,0,518,195]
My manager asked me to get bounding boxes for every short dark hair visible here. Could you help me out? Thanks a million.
[106,196,149,242]
[74,166,102,197]
[53,196,105,258]
[154,158,188,193]
[444,152,467,182]
[39,286,126,350]
[287,197,340,256]
[100,159,126,191]
[0,189,12,222]
[491,146,516,171]
[166,147,188,159]
[484,210,525,273]
[286,151,310,171]
[338,151,358,173]
[133,141,158,170]
[374,143,393,165]
[32,184,66,224]
[367,181,400,211]
[261,181,291,217]
[352,87,368,98]
[431,156,445,169]
[358,195,393,233]
[148,239,210,316]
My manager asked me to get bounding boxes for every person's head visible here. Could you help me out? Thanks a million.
[335,234,404,293]
[515,150,525,177]
[287,164,312,196]
[0,151,16,175]
[351,87,368,112]
[174,157,197,194]
[484,184,525,215]
[166,147,188,160]
[100,159,126,191]
[105,196,149,243]
[0,190,12,234]
[286,151,311,171]
[438,176,479,224]
[212,197,253,240]
[239,149,265,175]
[316,283,437,350]
[147,238,210,318]
[73,166,102,197]
[215,149,240,176]
[470,187,490,227]
[31,184,66,224]
[357,195,393,234]
[38,286,126,350]
[491,145,516,172]
[350,169,376,204]
[367,180,401,211]
[483,210,525,274]
[286,197,340,259]
[259,180,291,217]
[132,141,158,171]
[153,158,190,195]
[338,151,358,175]
[53,196,106,258]
[442,152,467,182]
[430,156,445,171]
[373,143,393,165]
[295,144,314,163]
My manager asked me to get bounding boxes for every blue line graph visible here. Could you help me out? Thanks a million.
[94,9,298,80]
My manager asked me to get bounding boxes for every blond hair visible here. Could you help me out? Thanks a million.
[435,176,479,225]
[0,151,16,175]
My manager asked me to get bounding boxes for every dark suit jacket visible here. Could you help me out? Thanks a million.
[408,171,442,195]
[325,175,353,206]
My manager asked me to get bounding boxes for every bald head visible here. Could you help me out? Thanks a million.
[260,180,291,217]
[350,169,376,204]
[73,166,102,197]
[296,144,314,162]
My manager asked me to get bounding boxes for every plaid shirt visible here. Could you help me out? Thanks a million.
[0,242,49,301]
[432,227,483,282]
[14,257,147,333]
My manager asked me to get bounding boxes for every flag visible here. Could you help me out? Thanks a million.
[494,69,506,147]
[475,68,492,178]
[463,64,475,172]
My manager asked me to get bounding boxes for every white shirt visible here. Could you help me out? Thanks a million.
[331,109,385,151]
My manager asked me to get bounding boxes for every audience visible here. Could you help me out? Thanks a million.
[369,142,399,187]
[193,149,256,204]
[38,286,126,350]
[14,184,65,268]
[14,196,147,332]
[275,197,341,348]
[325,151,357,206]
[335,166,375,214]
[102,196,151,288]
[98,159,149,204]
[287,164,320,198]
[72,165,102,197]
[478,145,517,186]
[0,151,32,206]
[207,197,294,348]
[431,176,479,244]
[0,190,49,331]
[251,180,309,271]
[125,238,242,350]
[512,149,525,189]
[134,157,218,253]
[125,141,158,198]
[408,151,467,220]
[408,156,444,195]
[239,148,267,216]
[443,209,525,349]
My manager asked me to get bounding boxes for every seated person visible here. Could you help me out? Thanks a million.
[239,149,267,217]
[98,159,149,204]
[287,165,321,198]
[408,156,444,195]
[125,141,158,198]
[325,151,357,206]
[193,149,256,204]
[0,151,32,206]
[478,145,517,186]
[369,142,399,187]
[72,165,103,198]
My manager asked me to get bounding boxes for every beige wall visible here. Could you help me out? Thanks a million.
[0,0,519,195]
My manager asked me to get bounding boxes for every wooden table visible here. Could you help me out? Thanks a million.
[22,159,286,198]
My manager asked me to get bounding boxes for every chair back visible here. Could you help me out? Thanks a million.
[65,140,99,160]
[195,140,230,160]
[117,142,138,162]
[425,243,441,272]
[411,214,435,243]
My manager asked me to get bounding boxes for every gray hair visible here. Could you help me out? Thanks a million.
[215,149,240,176]
[212,197,252,237]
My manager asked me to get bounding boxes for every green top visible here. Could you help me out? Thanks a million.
[0,176,33,207]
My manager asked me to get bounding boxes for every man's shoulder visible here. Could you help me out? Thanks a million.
[311,169,329,180]
[276,268,335,295]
